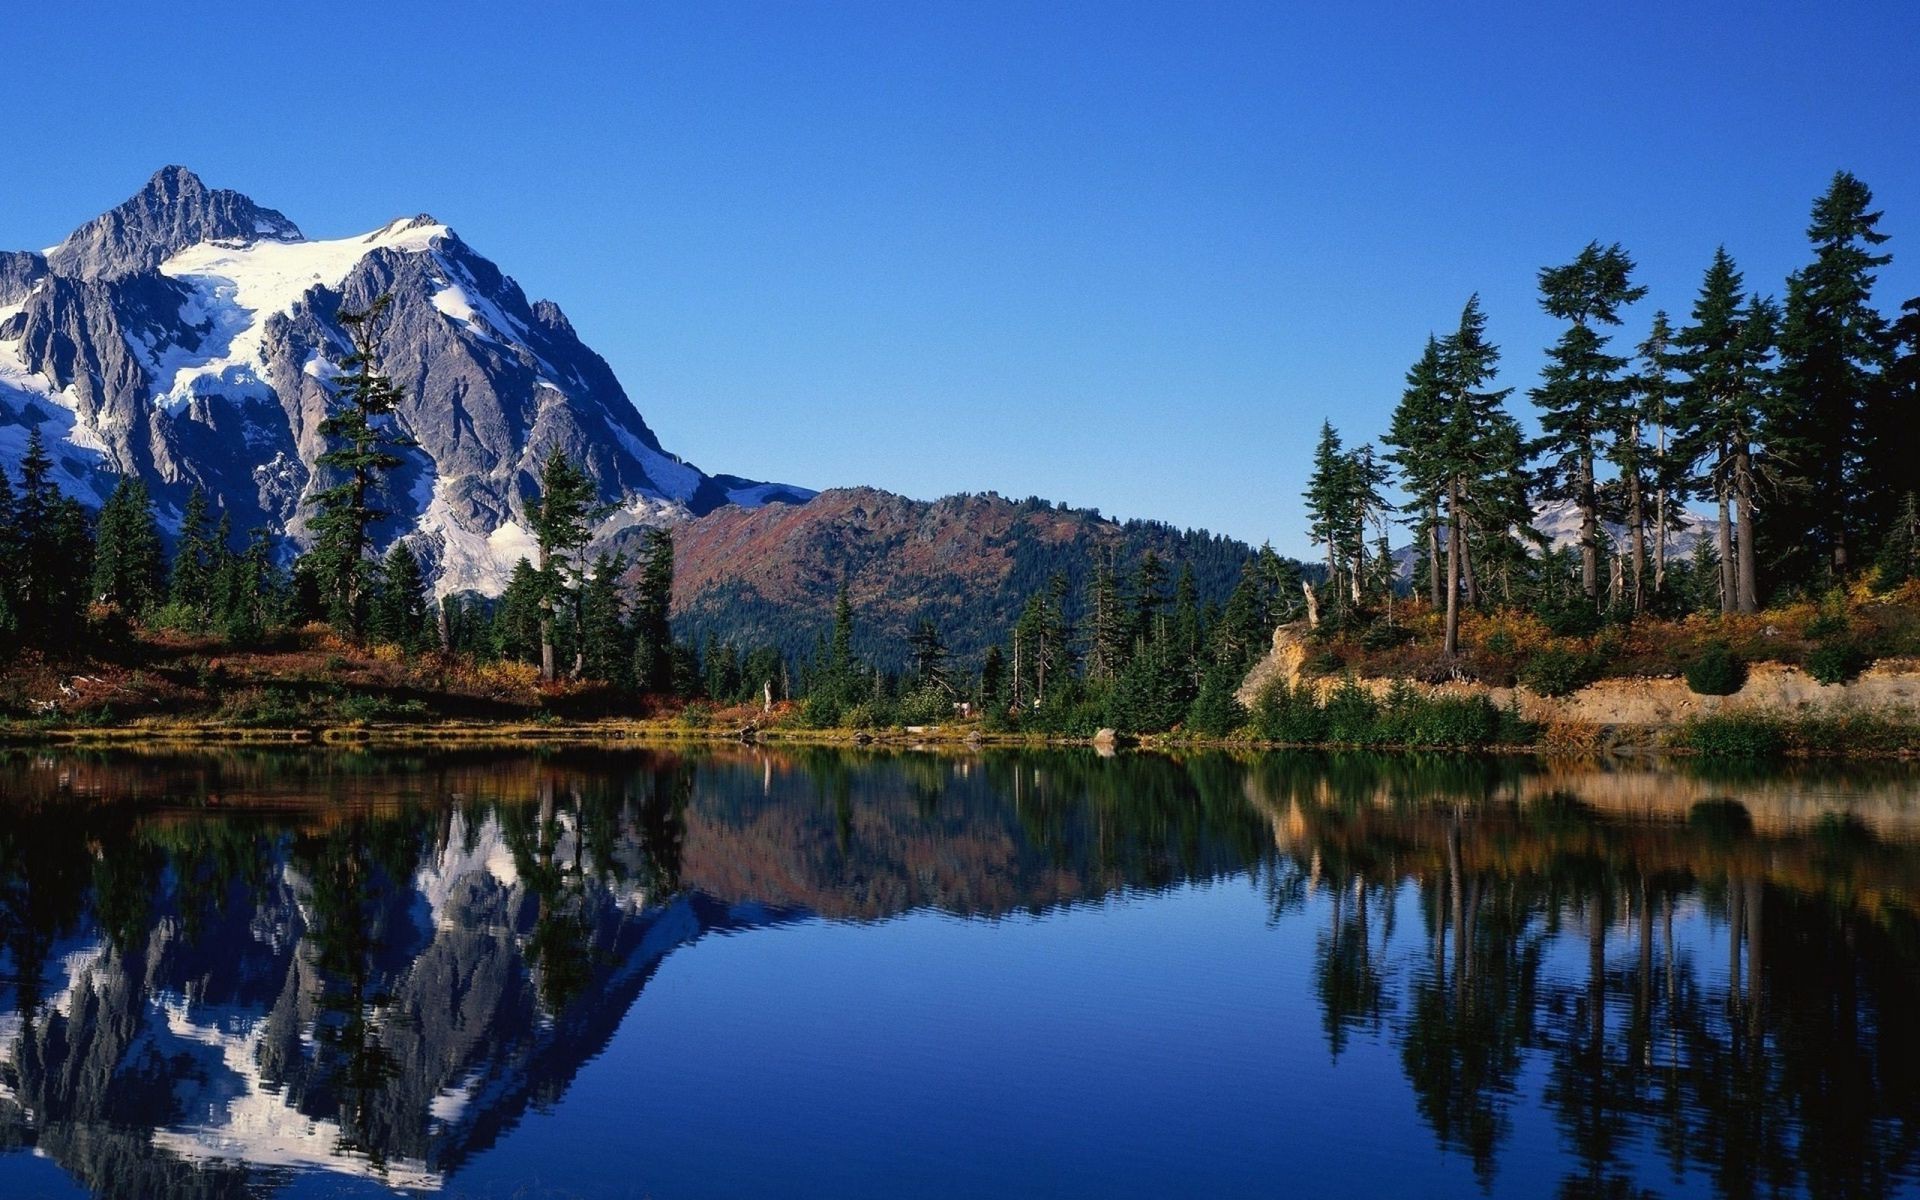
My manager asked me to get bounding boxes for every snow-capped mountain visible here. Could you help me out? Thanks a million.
[1392,497,1722,581]
[0,167,812,593]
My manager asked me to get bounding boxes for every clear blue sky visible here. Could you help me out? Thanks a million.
[11,1,1919,556]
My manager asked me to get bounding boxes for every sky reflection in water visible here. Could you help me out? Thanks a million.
[0,747,1915,1199]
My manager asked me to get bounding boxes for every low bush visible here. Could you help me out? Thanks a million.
[1518,647,1597,697]
[1534,596,1603,638]
[1681,713,1779,759]
[1805,642,1867,686]
[1684,643,1748,696]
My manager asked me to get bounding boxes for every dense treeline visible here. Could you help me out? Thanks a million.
[1302,171,1920,658]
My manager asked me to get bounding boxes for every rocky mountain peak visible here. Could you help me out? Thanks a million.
[45,164,304,280]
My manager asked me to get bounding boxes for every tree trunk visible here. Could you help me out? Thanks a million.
[1734,442,1758,614]
[537,547,556,682]
[1580,452,1599,602]
[1716,479,1735,616]
[436,598,451,654]
[1459,514,1480,609]
[1426,499,1443,609]
[1653,423,1669,596]
[1626,431,1646,613]
[1301,578,1320,629]
[1444,483,1462,657]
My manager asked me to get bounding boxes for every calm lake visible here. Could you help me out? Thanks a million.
[0,746,1915,1199]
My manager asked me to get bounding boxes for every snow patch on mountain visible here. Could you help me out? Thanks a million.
[153,219,451,412]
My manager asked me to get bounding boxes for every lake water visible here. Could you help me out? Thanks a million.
[0,746,1915,1199]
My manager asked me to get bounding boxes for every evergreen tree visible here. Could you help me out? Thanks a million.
[1629,311,1685,601]
[1435,296,1522,655]
[1083,551,1130,684]
[1865,297,1920,563]
[370,541,430,650]
[1676,249,1774,613]
[90,475,166,616]
[494,558,545,663]
[1530,241,1647,604]
[630,528,675,693]
[217,527,282,642]
[15,426,92,649]
[1383,336,1450,609]
[307,296,412,633]
[579,552,631,685]
[1304,421,1351,595]
[169,485,214,625]
[908,618,951,694]
[1766,171,1892,583]
[526,449,599,681]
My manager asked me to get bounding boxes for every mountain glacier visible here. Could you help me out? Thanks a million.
[0,166,812,594]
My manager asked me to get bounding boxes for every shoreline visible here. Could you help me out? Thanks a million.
[1,714,1913,760]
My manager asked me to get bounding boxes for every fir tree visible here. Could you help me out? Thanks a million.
[1767,171,1892,583]
[630,528,675,693]
[579,552,631,685]
[1383,336,1449,609]
[527,449,599,680]
[308,296,413,633]
[1676,249,1774,613]
[908,618,951,694]
[15,426,92,649]
[1435,296,1521,655]
[1630,311,1685,601]
[370,541,430,650]
[494,558,545,663]
[1531,241,1646,604]
[169,486,214,625]
[90,475,166,617]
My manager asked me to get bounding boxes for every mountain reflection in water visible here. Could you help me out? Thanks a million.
[0,747,1915,1199]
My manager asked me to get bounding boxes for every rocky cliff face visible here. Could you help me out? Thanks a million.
[0,167,812,593]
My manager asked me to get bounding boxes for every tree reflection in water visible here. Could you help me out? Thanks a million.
[0,746,1911,1199]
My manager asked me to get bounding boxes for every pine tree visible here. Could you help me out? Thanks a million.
[630,528,675,693]
[16,426,92,650]
[908,618,950,694]
[90,475,166,617]
[370,541,430,650]
[1865,297,1920,565]
[1383,337,1449,609]
[579,552,631,685]
[1304,421,1350,596]
[169,485,214,625]
[1630,311,1685,601]
[1083,551,1130,684]
[308,296,413,633]
[1767,171,1892,584]
[1531,242,1647,604]
[494,558,545,663]
[527,449,599,680]
[1676,249,1774,613]
[1435,296,1521,655]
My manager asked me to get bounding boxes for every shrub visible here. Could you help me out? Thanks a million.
[1323,680,1380,743]
[801,695,844,729]
[1482,629,1517,656]
[677,702,714,730]
[1251,680,1328,744]
[1682,713,1779,759]
[896,686,952,726]
[1684,643,1748,695]
[1517,647,1597,697]
[1805,642,1866,686]
[1534,596,1603,637]
[1359,622,1406,651]
[1374,683,1500,748]
[1805,612,1850,642]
